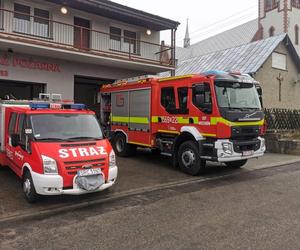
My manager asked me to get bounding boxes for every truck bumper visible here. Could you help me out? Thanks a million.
[215,137,266,162]
[31,166,118,196]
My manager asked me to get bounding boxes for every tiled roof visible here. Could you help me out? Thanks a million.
[177,19,258,61]
[170,34,288,76]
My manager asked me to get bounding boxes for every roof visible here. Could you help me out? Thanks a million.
[177,19,258,61]
[45,0,180,31]
[168,34,300,76]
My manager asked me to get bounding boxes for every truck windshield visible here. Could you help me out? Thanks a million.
[30,114,103,141]
[215,81,261,110]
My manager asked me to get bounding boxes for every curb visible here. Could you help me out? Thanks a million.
[1,159,300,225]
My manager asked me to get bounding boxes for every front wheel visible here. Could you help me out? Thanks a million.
[112,133,136,157]
[22,171,40,203]
[178,141,206,176]
[225,159,248,168]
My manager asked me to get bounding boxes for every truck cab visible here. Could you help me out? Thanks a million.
[0,99,117,203]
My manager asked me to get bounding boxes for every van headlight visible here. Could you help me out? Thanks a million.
[42,155,58,175]
[222,142,233,155]
[109,150,116,168]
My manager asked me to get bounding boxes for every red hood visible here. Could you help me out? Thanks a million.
[34,139,112,187]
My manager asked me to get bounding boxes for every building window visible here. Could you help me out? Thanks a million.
[295,25,299,45]
[124,30,138,54]
[292,0,300,8]
[110,26,140,54]
[13,3,50,38]
[110,27,121,51]
[269,26,275,37]
[265,0,278,11]
[272,52,287,70]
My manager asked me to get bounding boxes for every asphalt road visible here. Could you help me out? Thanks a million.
[2,162,300,249]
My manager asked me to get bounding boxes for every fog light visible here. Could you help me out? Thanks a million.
[222,142,233,155]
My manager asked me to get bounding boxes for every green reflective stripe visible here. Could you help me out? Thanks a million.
[111,116,149,124]
[211,117,264,126]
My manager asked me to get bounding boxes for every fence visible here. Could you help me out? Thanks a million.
[264,108,300,131]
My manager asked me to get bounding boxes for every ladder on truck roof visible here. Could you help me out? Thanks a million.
[112,75,157,85]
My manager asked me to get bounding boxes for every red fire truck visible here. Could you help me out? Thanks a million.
[0,94,118,203]
[100,71,266,175]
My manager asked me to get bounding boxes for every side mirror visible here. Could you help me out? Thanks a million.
[256,87,262,96]
[11,134,20,147]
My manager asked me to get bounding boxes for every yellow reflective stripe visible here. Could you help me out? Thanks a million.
[202,133,217,137]
[111,116,129,123]
[129,117,149,124]
[158,130,180,135]
[152,116,159,123]
[128,141,151,147]
[210,117,264,126]
[111,116,149,124]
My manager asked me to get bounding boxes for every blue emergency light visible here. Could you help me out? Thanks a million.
[29,102,86,110]
[29,103,50,109]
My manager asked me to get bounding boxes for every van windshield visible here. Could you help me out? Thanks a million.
[30,114,103,141]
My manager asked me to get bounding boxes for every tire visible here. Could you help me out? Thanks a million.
[112,133,136,157]
[22,171,40,203]
[178,141,206,176]
[225,159,248,168]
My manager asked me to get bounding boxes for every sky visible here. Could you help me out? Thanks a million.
[113,0,259,47]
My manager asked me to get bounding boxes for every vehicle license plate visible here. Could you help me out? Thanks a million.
[77,168,102,177]
[242,150,254,156]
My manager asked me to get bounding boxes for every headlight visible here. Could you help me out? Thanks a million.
[109,150,116,168]
[222,142,233,155]
[42,155,58,175]
[261,138,266,149]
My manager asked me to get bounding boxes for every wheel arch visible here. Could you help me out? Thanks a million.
[113,129,128,142]
[22,163,32,178]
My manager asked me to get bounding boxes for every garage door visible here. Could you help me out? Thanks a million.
[0,80,45,100]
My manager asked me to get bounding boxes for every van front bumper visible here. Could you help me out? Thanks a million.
[31,166,118,196]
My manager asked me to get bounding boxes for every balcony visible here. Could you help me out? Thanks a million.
[0,9,175,72]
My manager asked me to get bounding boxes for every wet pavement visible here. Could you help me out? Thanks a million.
[0,151,300,221]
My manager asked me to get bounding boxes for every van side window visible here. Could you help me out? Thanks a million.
[8,113,17,135]
[161,87,176,113]
[177,87,189,114]
[17,114,26,146]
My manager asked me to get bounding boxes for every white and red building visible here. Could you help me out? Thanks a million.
[0,0,179,116]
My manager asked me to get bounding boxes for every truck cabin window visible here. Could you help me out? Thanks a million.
[30,114,103,141]
[215,81,262,110]
[161,87,177,114]
[177,87,189,114]
[192,83,212,114]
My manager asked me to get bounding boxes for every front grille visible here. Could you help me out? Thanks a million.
[232,126,259,138]
[232,139,261,153]
[63,158,106,175]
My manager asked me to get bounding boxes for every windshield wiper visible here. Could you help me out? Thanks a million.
[66,136,102,141]
[36,138,66,141]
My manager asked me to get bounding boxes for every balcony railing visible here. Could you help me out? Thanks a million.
[0,9,175,67]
